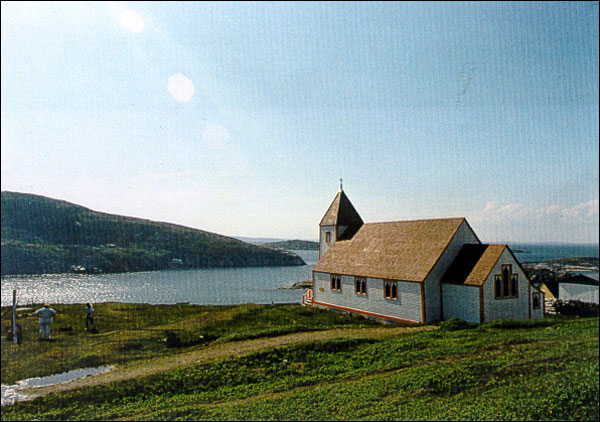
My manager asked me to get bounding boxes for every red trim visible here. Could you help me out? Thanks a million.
[312,300,419,324]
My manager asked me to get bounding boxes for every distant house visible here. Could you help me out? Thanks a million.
[558,273,599,304]
[305,189,544,324]
[169,258,184,268]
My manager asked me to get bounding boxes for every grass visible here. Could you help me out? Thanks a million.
[1,304,598,421]
[1,302,381,384]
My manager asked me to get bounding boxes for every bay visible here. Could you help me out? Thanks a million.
[510,243,599,262]
[2,243,598,307]
[1,250,318,307]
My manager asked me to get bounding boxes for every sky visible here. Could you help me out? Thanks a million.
[1,1,598,243]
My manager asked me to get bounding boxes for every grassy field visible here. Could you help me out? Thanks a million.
[1,303,598,421]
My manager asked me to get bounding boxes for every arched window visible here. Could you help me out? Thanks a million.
[532,293,540,310]
[495,275,502,298]
[502,267,510,297]
[330,275,341,291]
[510,275,518,297]
[361,279,367,294]
[391,283,397,299]
[496,265,518,299]
[384,282,391,298]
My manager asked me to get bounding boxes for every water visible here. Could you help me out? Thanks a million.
[1,366,114,406]
[510,243,599,263]
[2,245,598,307]
[2,250,318,307]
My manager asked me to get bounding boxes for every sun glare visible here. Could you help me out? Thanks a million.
[168,74,195,102]
[120,8,144,33]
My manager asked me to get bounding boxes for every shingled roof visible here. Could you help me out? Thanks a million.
[319,189,364,240]
[313,217,466,282]
[441,244,507,286]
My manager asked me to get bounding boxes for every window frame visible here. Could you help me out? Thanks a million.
[330,274,341,292]
[383,280,398,300]
[532,292,541,310]
[494,264,518,299]
[494,275,502,299]
[354,277,367,296]
[325,231,332,244]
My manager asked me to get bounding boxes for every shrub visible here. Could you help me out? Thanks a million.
[553,300,599,317]
[482,318,555,329]
[439,317,477,331]
[162,330,217,348]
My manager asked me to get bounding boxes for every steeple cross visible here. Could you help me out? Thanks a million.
[339,178,343,190]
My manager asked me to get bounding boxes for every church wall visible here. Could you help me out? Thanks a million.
[442,284,480,323]
[312,271,422,323]
[482,249,535,321]
[319,225,335,259]
[423,221,480,322]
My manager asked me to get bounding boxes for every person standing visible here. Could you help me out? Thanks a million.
[34,304,57,341]
[85,303,95,331]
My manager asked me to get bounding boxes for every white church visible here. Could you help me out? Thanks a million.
[305,188,545,324]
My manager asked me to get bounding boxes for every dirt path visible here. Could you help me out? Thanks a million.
[21,325,435,400]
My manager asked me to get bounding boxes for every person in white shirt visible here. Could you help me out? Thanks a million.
[85,303,95,331]
[34,304,57,340]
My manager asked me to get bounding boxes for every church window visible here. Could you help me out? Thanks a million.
[325,232,332,244]
[532,293,540,310]
[495,265,518,299]
[510,274,518,297]
[384,281,398,300]
[495,275,502,298]
[355,277,367,295]
[502,267,510,297]
[330,275,341,291]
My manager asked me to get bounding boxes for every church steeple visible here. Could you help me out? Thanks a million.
[319,187,363,259]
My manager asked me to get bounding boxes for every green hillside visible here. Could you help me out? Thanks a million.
[1,191,305,275]
[1,303,598,420]
[261,239,319,250]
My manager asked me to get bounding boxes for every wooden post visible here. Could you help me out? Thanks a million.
[12,289,18,344]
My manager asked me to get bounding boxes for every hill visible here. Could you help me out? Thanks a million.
[1,191,305,275]
[261,239,318,250]
[1,303,598,420]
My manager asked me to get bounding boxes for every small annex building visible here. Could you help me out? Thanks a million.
[306,189,544,324]
[558,273,599,304]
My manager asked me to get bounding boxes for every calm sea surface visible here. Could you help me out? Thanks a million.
[2,244,598,307]
[2,250,318,307]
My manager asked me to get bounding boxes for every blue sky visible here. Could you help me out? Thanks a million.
[1,1,598,243]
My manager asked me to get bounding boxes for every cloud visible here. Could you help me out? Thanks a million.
[475,200,599,222]
[168,74,195,102]
[119,8,144,33]
[562,200,599,219]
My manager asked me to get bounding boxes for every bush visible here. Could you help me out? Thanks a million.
[553,300,599,317]
[162,330,218,348]
[482,318,555,329]
[439,317,477,331]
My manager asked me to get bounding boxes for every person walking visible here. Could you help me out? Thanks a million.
[85,303,95,331]
[34,304,57,341]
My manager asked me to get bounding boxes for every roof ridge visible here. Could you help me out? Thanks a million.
[363,217,465,225]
